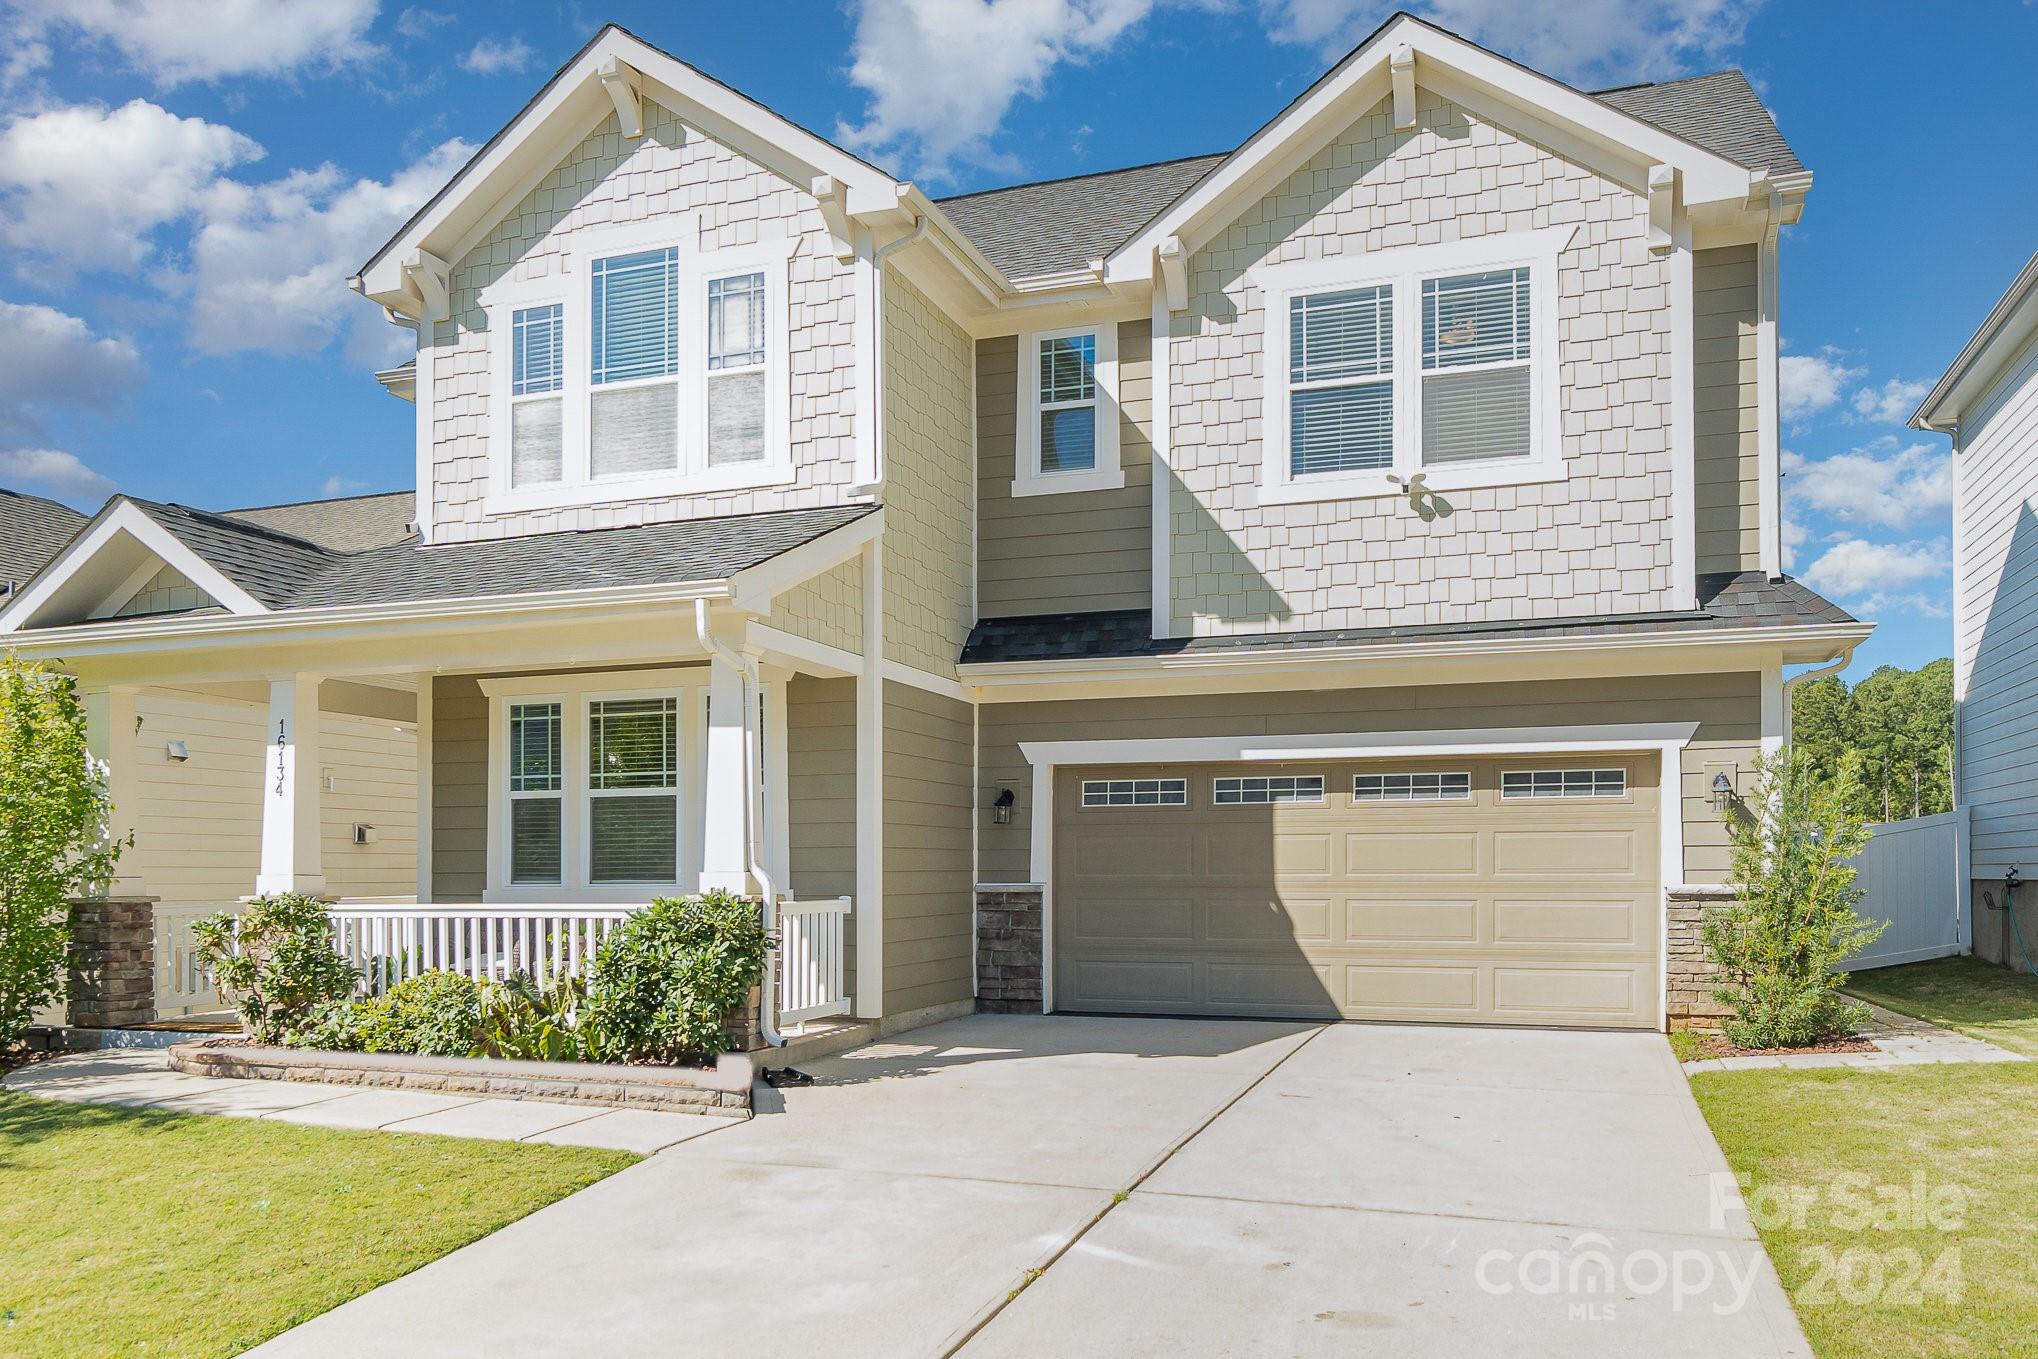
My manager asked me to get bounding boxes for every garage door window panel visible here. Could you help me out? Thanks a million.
[1501,769,1628,800]
[1213,775,1325,805]
[1353,771,1472,802]
[1081,778,1188,808]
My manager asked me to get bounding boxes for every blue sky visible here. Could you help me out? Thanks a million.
[1,1,2032,679]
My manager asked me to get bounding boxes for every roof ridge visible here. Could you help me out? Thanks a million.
[935,151,1229,205]
[1590,69,1744,96]
[223,488,414,514]
[0,486,87,515]
[146,499,338,557]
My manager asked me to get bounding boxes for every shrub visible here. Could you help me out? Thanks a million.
[288,971,484,1058]
[0,657,126,1048]
[1702,751,1888,1048]
[585,891,771,1061]
[193,893,356,1043]
[479,972,605,1062]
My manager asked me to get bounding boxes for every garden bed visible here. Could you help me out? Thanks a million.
[169,1039,753,1117]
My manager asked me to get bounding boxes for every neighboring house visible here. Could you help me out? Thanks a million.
[0,14,1868,1035]
[1913,251,2038,971]
[0,488,87,601]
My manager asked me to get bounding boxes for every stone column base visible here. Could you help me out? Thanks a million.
[977,884,1044,1014]
[67,895,159,1029]
[1665,886,1738,1032]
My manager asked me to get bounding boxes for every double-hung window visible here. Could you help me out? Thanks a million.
[509,304,565,488]
[587,697,680,883]
[705,270,767,467]
[589,246,681,479]
[1258,227,1570,504]
[1013,323,1121,496]
[507,702,563,885]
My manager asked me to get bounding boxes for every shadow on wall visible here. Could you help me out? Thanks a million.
[1158,459,1295,632]
[1965,500,2038,971]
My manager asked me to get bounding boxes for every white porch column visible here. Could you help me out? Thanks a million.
[81,685,145,895]
[700,652,754,895]
[255,674,326,897]
[855,539,885,1018]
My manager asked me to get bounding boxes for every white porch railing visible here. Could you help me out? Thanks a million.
[778,896,852,1026]
[328,904,634,995]
[154,902,224,1017]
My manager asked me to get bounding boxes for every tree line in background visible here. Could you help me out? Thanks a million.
[1790,658,1954,824]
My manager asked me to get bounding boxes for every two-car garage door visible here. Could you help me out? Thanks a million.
[1051,755,1661,1029]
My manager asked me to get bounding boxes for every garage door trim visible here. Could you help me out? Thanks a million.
[1014,722,1699,1027]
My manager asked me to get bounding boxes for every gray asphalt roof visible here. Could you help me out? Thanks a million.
[0,488,88,593]
[223,490,417,552]
[959,572,1857,665]
[936,68,1801,281]
[36,500,879,625]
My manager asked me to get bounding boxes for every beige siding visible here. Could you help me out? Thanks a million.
[1167,87,1674,635]
[881,269,976,678]
[977,672,1759,887]
[787,675,859,992]
[432,676,488,901]
[131,690,416,906]
[1954,327,2038,874]
[882,683,975,1014]
[1694,245,1761,574]
[977,319,1153,616]
[431,99,859,543]
[772,557,864,656]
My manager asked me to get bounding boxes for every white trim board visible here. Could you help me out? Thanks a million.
[0,500,267,633]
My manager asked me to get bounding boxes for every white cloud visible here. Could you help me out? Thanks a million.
[840,0,1177,181]
[1779,350,1862,424]
[1854,591,1950,620]
[11,0,381,86]
[1782,513,1807,572]
[0,299,144,442]
[0,448,115,503]
[321,475,370,497]
[1260,0,1760,83]
[1850,375,1931,425]
[1782,437,1951,529]
[1801,537,1948,600]
[0,100,261,273]
[395,7,453,41]
[460,36,535,76]
[184,138,474,359]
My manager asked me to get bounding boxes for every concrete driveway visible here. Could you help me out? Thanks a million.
[254,1015,1808,1358]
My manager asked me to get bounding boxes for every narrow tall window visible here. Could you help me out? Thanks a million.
[1421,267,1531,465]
[587,697,679,883]
[590,247,681,478]
[706,271,767,466]
[507,702,562,884]
[509,304,564,487]
[1288,285,1395,476]
[1037,332,1098,473]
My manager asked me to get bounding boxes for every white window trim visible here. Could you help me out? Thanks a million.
[480,668,710,903]
[480,218,796,518]
[1012,322,1123,498]
[1254,226,1575,506]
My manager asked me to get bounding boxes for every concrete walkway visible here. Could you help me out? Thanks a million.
[243,1015,1808,1359]
[1683,1000,2030,1073]
[1,1049,729,1154]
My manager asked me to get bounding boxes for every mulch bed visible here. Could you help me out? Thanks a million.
[1692,1034,1876,1059]
[0,1046,61,1075]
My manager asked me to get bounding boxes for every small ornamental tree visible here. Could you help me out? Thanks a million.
[192,892,357,1043]
[1702,750,1887,1048]
[0,656,126,1048]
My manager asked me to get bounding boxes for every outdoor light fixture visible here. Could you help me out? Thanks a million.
[992,788,1015,825]
[1711,770,1735,812]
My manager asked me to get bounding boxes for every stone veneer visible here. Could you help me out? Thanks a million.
[67,896,157,1029]
[975,884,1044,1014]
[1665,886,1737,1031]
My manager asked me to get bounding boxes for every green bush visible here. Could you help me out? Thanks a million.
[1702,751,1888,1049]
[479,972,606,1062]
[192,893,357,1044]
[289,971,483,1058]
[585,891,770,1061]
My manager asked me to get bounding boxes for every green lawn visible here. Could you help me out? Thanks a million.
[0,1093,635,1358]
[1688,958,2038,1359]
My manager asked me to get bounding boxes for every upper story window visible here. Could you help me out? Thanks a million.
[1256,227,1572,506]
[1013,323,1121,498]
[482,225,794,515]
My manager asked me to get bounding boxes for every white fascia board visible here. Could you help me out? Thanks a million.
[1018,721,1698,769]
[356,26,902,309]
[726,508,885,614]
[0,500,267,633]
[1912,251,2038,433]
[1104,14,1753,284]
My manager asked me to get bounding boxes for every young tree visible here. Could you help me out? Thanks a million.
[1701,750,1886,1048]
[0,657,127,1048]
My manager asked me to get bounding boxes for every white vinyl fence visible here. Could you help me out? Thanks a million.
[1846,806,1970,971]
[777,896,852,1026]
[328,904,635,994]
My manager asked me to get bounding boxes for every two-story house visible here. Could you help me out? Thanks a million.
[0,13,1867,1037]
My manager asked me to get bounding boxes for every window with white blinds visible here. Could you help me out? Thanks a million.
[1288,285,1393,476]
[706,271,767,467]
[507,702,562,884]
[1014,323,1120,496]
[1038,333,1098,473]
[590,247,680,478]
[588,697,679,883]
[510,304,564,488]
[1421,267,1531,466]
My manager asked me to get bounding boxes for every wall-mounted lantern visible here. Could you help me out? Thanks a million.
[1710,771,1735,812]
[991,788,1015,825]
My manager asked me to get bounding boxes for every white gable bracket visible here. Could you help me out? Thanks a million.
[402,250,451,323]
[1390,44,1417,131]
[1647,164,1677,257]
[1157,237,1188,313]
[811,175,856,262]
[599,58,644,139]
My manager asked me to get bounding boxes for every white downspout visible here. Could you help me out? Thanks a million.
[1780,645,1860,748]
[695,599,784,1048]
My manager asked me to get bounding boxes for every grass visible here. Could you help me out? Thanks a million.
[1688,959,2038,1358]
[0,1093,635,1358]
